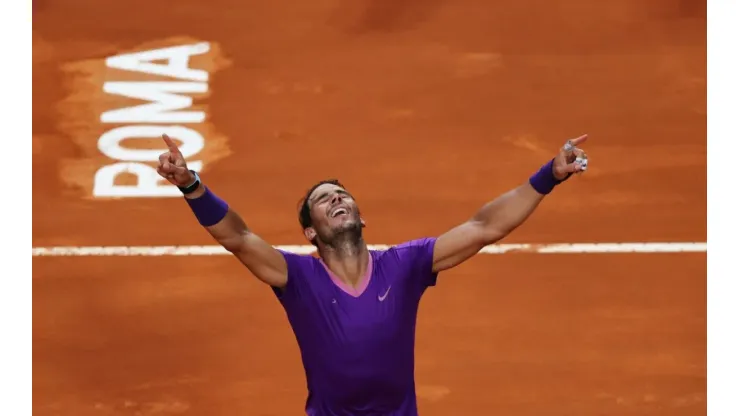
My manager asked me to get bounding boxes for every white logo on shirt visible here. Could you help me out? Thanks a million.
[378,286,392,302]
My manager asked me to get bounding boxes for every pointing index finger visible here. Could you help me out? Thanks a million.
[569,134,588,146]
[162,134,180,154]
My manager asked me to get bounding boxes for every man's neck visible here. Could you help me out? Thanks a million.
[319,238,369,288]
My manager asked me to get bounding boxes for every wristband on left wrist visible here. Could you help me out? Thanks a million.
[529,159,570,195]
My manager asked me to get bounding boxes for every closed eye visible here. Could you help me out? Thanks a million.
[336,190,352,200]
[312,193,330,205]
[311,190,353,208]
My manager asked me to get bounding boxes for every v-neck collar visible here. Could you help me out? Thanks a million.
[318,252,374,298]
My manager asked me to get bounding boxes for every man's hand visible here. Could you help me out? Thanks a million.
[157,134,195,187]
[553,134,589,180]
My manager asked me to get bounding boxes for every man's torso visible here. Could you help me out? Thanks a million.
[272,238,438,415]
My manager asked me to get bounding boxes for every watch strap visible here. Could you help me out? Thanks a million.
[178,170,201,194]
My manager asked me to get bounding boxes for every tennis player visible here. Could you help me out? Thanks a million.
[156,133,589,415]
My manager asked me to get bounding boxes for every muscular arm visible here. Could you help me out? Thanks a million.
[432,136,589,273]
[185,184,289,289]
[157,134,288,288]
[432,182,543,273]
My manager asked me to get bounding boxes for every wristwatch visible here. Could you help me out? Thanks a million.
[178,170,201,195]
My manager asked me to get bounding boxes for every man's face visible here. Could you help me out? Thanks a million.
[304,183,364,245]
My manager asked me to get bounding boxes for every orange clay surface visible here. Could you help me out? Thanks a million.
[33,0,706,414]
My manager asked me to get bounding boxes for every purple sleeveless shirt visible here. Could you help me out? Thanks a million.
[271,238,438,415]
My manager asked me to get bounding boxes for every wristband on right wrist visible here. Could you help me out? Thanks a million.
[185,186,229,227]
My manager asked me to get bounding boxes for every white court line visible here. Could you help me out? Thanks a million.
[31,242,707,257]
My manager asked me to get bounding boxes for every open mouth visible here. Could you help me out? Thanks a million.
[330,207,349,218]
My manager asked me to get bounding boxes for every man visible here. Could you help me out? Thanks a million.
[156,133,589,415]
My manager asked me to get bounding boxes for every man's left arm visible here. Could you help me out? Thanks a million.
[432,135,589,273]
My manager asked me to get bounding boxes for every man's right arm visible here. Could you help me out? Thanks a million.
[156,134,288,289]
[184,182,289,289]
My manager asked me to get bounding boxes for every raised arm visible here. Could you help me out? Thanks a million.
[157,134,288,288]
[432,135,589,273]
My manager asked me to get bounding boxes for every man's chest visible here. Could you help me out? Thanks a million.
[297,268,421,345]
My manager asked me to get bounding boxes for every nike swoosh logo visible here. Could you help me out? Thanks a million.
[378,286,391,302]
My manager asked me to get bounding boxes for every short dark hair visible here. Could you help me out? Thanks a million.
[298,178,346,234]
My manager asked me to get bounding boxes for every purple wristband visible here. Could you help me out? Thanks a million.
[529,159,569,195]
[185,187,229,226]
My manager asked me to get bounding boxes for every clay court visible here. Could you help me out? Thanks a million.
[32,0,706,414]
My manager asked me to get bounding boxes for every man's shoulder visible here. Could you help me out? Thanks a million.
[277,249,321,272]
[271,250,321,299]
[373,238,439,288]
[374,237,437,262]
[388,237,437,251]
